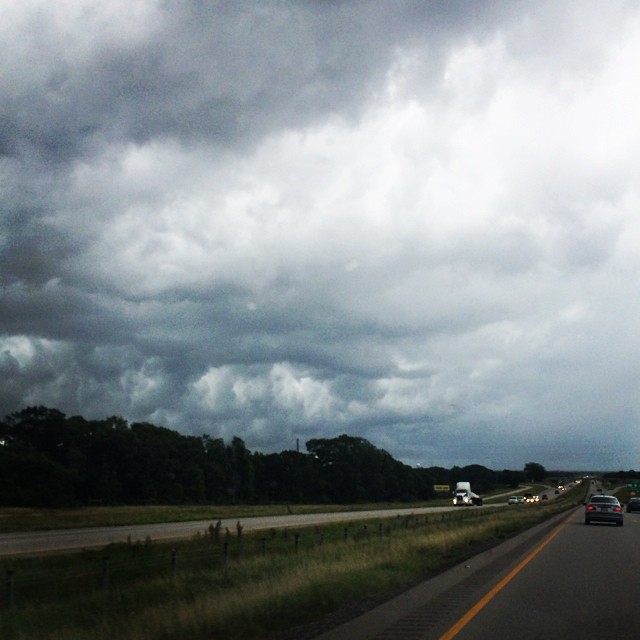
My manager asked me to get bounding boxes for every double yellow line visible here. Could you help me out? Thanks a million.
[438,513,572,640]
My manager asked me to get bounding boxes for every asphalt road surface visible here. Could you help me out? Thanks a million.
[0,487,534,557]
[313,501,639,640]
[0,505,473,556]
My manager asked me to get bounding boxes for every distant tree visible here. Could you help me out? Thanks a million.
[229,436,254,503]
[252,450,317,503]
[0,407,79,506]
[201,435,231,502]
[0,404,531,508]
[305,434,427,503]
[459,464,497,493]
[524,462,547,482]
[497,469,525,488]
[424,466,450,485]
[448,464,496,493]
[85,417,138,503]
[409,466,436,501]
[3,406,68,460]
[125,422,209,504]
[306,435,382,502]
[0,449,76,507]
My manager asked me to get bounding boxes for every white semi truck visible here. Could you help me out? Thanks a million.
[452,481,483,506]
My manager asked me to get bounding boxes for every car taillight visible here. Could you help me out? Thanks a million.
[587,505,596,511]
[614,506,622,512]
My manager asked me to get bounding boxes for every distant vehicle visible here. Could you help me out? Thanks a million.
[523,493,539,503]
[508,496,520,504]
[452,481,483,506]
[584,495,623,526]
[626,497,640,513]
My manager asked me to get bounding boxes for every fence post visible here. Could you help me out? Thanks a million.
[223,542,229,568]
[102,557,110,592]
[171,550,178,579]
[294,533,300,554]
[6,569,14,609]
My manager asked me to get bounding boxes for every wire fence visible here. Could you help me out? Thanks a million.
[1,506,496,612]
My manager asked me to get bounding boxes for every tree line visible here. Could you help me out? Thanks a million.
[0,406,533,507]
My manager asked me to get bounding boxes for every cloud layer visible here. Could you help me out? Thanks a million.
[2,1,640,470]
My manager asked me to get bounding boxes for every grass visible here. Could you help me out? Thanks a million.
[0,486,587,640]
[0,485,526,533]
[0,502,450,533]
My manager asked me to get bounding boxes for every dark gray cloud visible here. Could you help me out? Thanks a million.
[2,1,640,471]
[1,3,436,161]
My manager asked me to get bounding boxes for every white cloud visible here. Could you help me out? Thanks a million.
[191,366,237,413]
[270,363,334,421]
[4,2,640,469]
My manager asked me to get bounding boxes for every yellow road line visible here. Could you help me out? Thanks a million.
[437,513,572,640]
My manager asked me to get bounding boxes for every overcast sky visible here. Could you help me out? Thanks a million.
[2,1,640,471]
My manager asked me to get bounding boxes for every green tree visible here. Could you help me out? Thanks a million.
[229,436,254,503]
[524,461,547,482]
[305,434,424,503]
[252,450,317,503]
[3,406,68,460]
[497,469,525,488]
[202,435,230,502]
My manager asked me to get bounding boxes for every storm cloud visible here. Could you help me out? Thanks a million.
[2,1,640,470]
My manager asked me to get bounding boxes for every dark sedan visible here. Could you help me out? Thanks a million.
[626,497,640,512]
[584,495,624,526]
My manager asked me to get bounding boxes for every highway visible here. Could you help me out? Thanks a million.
[0,504,475,557]
[441,506,638,640]
[314,493,638,639]
[0,488,532,557]
[2,485,603,639]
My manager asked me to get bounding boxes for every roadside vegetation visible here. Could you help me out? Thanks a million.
[0,407,592,638]
[0,485,586,640]
[0,485,522,534]
[0,502,442,534]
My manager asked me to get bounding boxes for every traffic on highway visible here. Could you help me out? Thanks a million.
[4,477,634,639]
[0,484,559,557]
[315,478,638,640]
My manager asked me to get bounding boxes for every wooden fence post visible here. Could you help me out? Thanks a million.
[5,569,14,609]
[102,557,110,592]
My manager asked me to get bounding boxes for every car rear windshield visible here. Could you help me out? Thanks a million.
[589,496,618,504]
